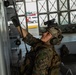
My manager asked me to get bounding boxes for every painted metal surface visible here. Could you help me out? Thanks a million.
[0,0,11,75]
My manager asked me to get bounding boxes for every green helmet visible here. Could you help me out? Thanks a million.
[47,26,63,45]
[43,19,63,45]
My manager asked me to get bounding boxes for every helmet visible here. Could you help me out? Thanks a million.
[47,26,63,45]
[43,19,63,45]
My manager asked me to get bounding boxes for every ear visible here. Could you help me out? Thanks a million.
[50,38,58,45]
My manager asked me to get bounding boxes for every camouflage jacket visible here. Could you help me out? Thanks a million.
[21,33,61,75]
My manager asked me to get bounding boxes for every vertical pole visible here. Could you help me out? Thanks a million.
[67,0,70,24]
[57,0,60,25]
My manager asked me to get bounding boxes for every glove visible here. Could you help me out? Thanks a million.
[11,15,20,27]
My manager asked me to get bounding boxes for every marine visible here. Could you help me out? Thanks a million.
[11,15,63,75]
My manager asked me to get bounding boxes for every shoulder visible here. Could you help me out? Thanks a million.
[36,45,53,61]
[36,44,53,54]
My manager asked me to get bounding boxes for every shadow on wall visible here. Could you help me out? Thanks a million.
[55,41,76,54]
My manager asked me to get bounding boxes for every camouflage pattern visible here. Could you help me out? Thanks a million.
[22,33,61,75]
[47,26,62,38]
[47,26,63,45]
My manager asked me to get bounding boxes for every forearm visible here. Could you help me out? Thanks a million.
[11,15,28,38]
[17,26,28,38]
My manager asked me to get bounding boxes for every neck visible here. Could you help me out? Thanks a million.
[41,38,50,45]
[41,38,45,42]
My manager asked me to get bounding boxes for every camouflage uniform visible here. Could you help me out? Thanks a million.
[11,14,62,75]
[21,32,61,75]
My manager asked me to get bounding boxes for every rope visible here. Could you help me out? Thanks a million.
[12,0,28,53]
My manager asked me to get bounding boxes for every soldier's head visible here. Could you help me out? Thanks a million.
[41,19,63,45]
[47,26,63,45]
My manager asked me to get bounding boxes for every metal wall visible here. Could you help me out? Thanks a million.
[0,0,11,75]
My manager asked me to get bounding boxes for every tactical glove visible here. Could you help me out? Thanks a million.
[11,15,20,27]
